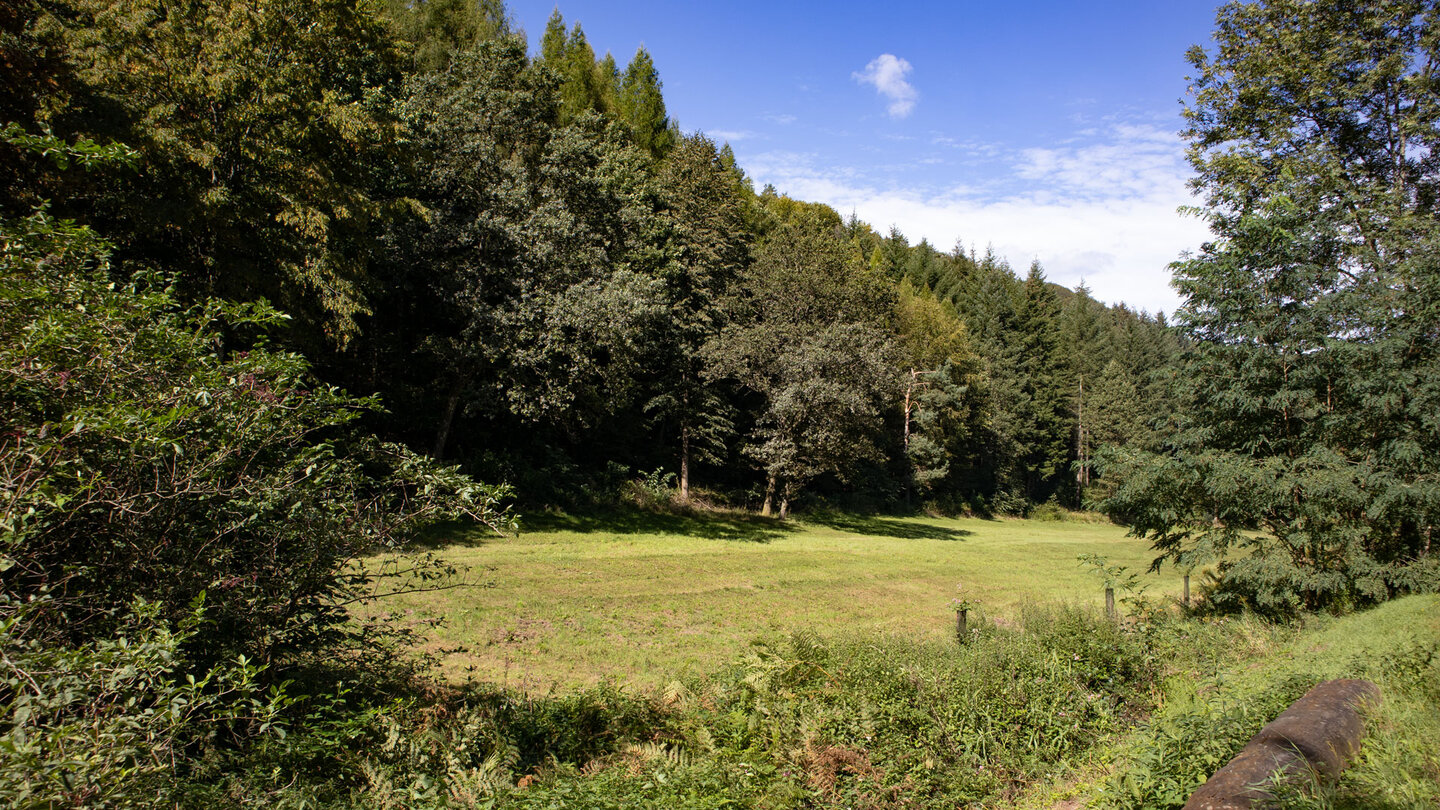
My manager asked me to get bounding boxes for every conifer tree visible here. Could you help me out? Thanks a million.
[1014,261,1072,502]
[540,8,568,63]
[619,46,675,159]
[895,282,980,500]
[647,134,750,501]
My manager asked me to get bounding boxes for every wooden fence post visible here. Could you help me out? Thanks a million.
[956,608,968,642]
[1105,587,1115,620]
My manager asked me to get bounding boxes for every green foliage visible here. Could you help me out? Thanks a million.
[644,133,750,500]
[37,0,411,344]
[0,597,287,808]
[1096,675,1312,809]
[683,608,1151,807]
[0,173,512,667]
[633,467,678,506]
[221,607,1155,809]
[1091,596,1440,809]
[896,282,982,498]
[379,0,513,72]
[1102,0,1440,614]
[384,36,669,476]
[1014,261,1073,502]
[0,122,135,171]
[1078,554,1145,595]
[618,46,675,159]
[709,224,900,515]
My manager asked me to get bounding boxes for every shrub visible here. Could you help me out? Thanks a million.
[0,197,513,669]
[0,597,286,808]
[682,607,1156,807]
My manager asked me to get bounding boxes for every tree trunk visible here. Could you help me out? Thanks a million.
[903,368,916,451]
[779,496,789,519]
[1076,374,1089,488]
[762,472,776,517]
[433,384,461,459]
[679,423,691,503]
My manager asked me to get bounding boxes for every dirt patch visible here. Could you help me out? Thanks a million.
[489,617,554,645]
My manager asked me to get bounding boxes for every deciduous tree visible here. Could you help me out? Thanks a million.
[1102,0,1440,612]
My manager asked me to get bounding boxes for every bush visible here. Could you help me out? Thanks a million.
[0,597,286,808]
[0,198,513,669]
[678,607,1156,807]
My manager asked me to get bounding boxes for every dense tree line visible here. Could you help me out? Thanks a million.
[3,0,1175,519]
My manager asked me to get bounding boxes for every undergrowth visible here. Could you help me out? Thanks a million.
[1086,595,1440,810]
[180,605,1172,807]
[14,596,1435,808]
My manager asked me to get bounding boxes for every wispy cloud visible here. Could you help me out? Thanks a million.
[853,54,918,118]
[1016,123,1187,202]
[708,129,759,143]
[738,123,1209,315]
[764,113,798,125]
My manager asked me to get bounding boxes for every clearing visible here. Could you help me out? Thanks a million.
[363,510,1184,689]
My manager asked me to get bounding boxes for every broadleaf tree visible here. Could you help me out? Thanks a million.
[1101,0,1440,613]
[709,222,900,517]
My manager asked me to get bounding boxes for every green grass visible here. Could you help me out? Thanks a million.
[1021,594,1440,810]
[360,509,1188,689]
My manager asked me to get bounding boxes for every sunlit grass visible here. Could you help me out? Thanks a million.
[1022,594,1440,810]
[359,509,1188,689]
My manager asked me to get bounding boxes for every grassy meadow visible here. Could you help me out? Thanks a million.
[362,510,1189,689]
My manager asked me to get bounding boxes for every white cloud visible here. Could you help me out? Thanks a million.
[853,54,918,118]
[764,113,798,125]
[740,124,1210,315]
[708,129,758,142]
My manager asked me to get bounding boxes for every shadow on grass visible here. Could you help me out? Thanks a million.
[405,518,514,550]
[522,507,797,544]
[805,511,973,541]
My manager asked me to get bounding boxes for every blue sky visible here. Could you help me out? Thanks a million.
[511,1,1227,315]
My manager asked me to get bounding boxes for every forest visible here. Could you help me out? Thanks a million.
[1,0,1437,806]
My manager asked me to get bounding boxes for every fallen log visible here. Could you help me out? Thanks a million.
[1183,678,1380,810]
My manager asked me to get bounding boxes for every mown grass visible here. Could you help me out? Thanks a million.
[360,509,1188,689]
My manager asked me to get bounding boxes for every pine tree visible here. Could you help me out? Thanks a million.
[559,24,601,122]
[895,282,980,500]
[1060,283,1110,488]
[647,134,750,502]
[619,46,674,159]
[1013,261,1072,502]
[539,9,568,63]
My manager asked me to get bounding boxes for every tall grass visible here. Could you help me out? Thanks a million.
[173,596,1439,808]
[1088,595,1440,810]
